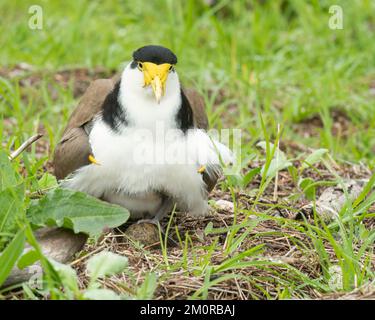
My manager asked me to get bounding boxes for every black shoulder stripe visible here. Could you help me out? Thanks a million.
[101,80,128,132]
[176,89,194,133]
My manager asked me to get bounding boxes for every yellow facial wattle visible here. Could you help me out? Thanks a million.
[140,62,172,103]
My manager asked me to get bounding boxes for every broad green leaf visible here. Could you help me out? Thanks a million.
[0,229,25,286]
[84,288,121,300]
[87,251,128,282]
[27,188,130,237]
[301,148,328,170]
[136,273,158,299]
[0,150,20,190]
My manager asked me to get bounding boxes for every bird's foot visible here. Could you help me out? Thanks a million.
[135,197,174,232]
[136,218,160,227]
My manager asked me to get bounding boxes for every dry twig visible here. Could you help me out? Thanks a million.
[8,134,43,161]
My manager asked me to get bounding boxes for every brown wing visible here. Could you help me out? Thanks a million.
[53,78,116,180]
[183,87,208,130]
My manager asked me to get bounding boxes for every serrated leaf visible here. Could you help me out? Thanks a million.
[83,288,121,300]
[0,229,25,286]
[87,251,128,282]
[302,148,328,170]
[27,188,130,237]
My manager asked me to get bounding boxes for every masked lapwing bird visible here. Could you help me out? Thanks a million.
[53,45,233,223]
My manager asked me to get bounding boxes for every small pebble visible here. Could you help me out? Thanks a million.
[124,222,160,246]
[215,199,234,212]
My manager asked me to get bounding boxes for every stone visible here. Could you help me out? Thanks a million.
[3,227,87,288]
[124,222,160,246]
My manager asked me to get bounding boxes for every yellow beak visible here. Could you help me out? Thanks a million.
[142,62,172,103]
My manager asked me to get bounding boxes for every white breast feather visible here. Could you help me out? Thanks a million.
[63,120,233,216]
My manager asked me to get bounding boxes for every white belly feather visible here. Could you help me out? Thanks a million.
[62,119,233,218]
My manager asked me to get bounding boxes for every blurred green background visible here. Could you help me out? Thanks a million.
[1,0,374,300]
[1,0,375,166]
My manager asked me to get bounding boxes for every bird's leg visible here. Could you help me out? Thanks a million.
[137,197,175,226]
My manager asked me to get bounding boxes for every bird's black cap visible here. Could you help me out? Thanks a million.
[132,45,177,65]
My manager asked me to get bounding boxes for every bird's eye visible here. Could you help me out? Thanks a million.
[137,62,143,71]
[169,65,174,73]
